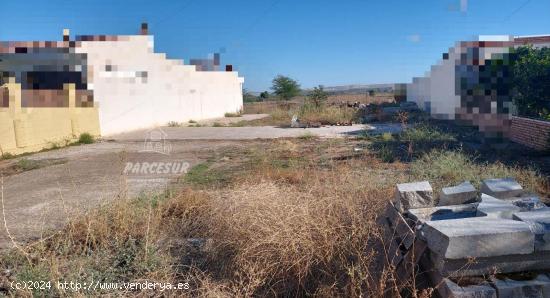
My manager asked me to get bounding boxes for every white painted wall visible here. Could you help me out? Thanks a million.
[429,46,460,120]
[77,35,244,135]
[406,37,511,121]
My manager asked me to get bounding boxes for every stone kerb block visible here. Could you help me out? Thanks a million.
[481,178,523,199]
[510,195,548,211]
[394,181,434,212]
[421,217,534,259]
[407,204,478,224]
[513,210,550,252]
[477,194,521,219]
[492,274,550,298]
[438,181,477,206]
[440,278,496,298]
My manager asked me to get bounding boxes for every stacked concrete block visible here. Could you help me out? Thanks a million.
[492,274,550,298]
[513,210,550,252]
[420,217,534,259]
[481,178,524,199]
[408,203,478,223]
[477,194,522,219]
[441,279,497,298]
[509,196,548,212]
[387,178,550,297]
[394,181,435,212]
[439,181,478,206]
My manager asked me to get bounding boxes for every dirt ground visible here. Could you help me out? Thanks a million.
[0,123,395,249]
[0,139,261,249]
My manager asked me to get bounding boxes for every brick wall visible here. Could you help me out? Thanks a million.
[510,116,550,151]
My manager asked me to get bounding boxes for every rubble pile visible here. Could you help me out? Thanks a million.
[382,178,550,297]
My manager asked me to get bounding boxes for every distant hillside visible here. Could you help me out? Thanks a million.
[322,83,395,94]
[250,83,402,96]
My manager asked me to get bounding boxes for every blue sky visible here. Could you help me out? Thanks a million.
[1,0,550,91]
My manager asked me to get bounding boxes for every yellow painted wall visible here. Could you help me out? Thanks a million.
[0,82,100,155]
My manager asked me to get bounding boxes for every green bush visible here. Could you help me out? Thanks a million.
[16,158,40,171]
[224,112,242,117]
[378,145,395,163]
[78,132,95,144]
[512,46,550,118]
[1,152,14,160]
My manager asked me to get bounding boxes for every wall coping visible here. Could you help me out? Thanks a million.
[512,116,550,126]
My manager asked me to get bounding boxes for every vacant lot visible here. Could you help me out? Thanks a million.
[1,122,547,296]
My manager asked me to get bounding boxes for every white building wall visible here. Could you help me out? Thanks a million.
[429,46,460,120]
[77,35,243,135]
[406,38,511,120]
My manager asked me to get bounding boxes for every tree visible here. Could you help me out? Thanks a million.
[512,46,550,118]
[259,91,270,100]
[271,75,301,101]
[307,85,328,108]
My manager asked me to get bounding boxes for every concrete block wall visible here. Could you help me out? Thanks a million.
[0,83,100,155]
[510,116,550,151]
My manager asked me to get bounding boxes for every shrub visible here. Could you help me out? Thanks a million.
[167,121,181,127]
[212,122,224,127]
[16,158,40,171]
[378,144,395,163]
[1,152,14,160]
[78,132,95,144]
[307,85,328,108]
[225,112,242,117]
[188,119,197,124]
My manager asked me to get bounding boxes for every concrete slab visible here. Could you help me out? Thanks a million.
[492,274,550,298]
[509,196,548,212]
[407,203,478,223]
[436,252,550,277]
[394,181,434,212]
[441,278,496,298]
[438,181,478,206]
[477,194,521,219]
[513,210,550,252]
[420,217,534,259]
[481,178,524,199]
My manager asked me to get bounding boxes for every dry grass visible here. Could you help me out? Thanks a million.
[0,139,416,297]
[241,100,359,127]
[410,149,550,199]
[1,137,547,296]
[299,105,358,125]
